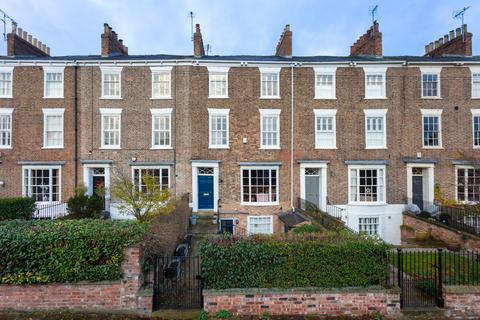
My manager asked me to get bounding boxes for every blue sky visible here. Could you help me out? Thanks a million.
[0,0,478,57]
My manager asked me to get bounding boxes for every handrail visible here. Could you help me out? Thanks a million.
[33,202,68,219]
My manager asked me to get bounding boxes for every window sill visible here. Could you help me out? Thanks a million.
[209,146,229,149]
[473,146,480,149]
[151,96,173,100]
[241,202,279,206]
[42,146,64,149]
[365,147,387,150]
[100,146,121,150]
[43,96,64,99]
[100,97,122,100]
[259,146,281,150]
[314,97,336,100]
[260,96,281,100]
[208,96,229,99]
[0,146,12,149]
[315,146,337,149]
[0,96,13,99]
[150,146,173,150]
[421,97,442,100]
[364,97,387,100]
[422,146,443,149]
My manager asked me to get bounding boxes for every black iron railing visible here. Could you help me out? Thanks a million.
[33,202,68,219]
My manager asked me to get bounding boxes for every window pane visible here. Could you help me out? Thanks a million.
[0,114,11,147]
[152,115,170,147]
[210,115,228,146]
[242,169,278,203]
[45,72,63,97]
[0,72,12,97]
[45,115,63,147]
[261,73,279,97]
[423,116,440,147]
[103,72,120,97]
[103,115,120,146]
[422,73,438,97]
[261,115,279,147]
[152,72,171,97]
[249,216,272,234]
[366,116,385,148]
[457,168,480,202]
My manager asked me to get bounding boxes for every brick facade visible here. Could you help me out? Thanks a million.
[402,213,480,250]
[203,288,401,317]
[0,22,479,243]
[443,286,480,319]
[0,247,152,316]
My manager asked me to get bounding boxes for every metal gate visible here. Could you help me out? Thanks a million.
[153,256,203,310]
[396,249,443,309]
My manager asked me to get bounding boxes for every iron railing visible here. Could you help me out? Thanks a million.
[325,204,346,220]
[33,202,69,219]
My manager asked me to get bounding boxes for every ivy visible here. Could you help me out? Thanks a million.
[200,233,390,289]
[0,219,147,284]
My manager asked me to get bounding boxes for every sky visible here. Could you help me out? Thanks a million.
[0,0,478,57]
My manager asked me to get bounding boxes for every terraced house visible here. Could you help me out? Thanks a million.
[0,20,478,244]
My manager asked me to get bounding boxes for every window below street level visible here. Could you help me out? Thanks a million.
[248,216,273,234]
[358,217,379,235]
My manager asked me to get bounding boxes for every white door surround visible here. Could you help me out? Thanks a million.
[191,160,219,212]
[83,163,111,209]
[406,163,435,208]
[299,162,328,212]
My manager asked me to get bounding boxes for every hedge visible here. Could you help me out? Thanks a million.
[0,197,36,220]
[200,233,390,289]
[0,219,147,284]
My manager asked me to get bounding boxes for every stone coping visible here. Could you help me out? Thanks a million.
[137,288,154,297]
[204,286,399,295]
[444,285,480,294]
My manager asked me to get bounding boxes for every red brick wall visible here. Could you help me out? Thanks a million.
[203,288,400,317]
[443,286,480,318]
[402,213,480,250]
[0,247,152,316]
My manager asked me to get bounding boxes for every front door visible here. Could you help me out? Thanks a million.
[412,170,424,211]
[305,168,320,209]
[198,173,214,210]
[219,219,234,234]
[91,168,106,209]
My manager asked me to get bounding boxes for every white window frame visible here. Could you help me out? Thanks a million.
[364,66,387,99]
[314,66,336,99]
[470,67,480,99]
[472,109,480,148]
[208,108,229,149]
[314,109,337,149]
[208,66,229,99]
[150,66,172,99]
[259,67,281,99]
[131,166,171,191]
[421,109,443,149]
[348,165,386,205]
[241,166,279,206]
[0,66,13,98]
[247,215,274,234]
[358,217,380,236]
[150,108,172,149]
[455,165,480,203]
[42,108,65,149]
[100,66,122,99]
[43,66,65,99]
[22,165,62,203]
[364,109,387,149]
[420,67,441,99]
[100,108,122,149]
[259,109,281,149]
[0,108,13,149]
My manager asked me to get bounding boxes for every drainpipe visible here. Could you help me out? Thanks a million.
[290,64,295,212]
[73,65,78,189]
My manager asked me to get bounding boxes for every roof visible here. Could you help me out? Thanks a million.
[2,53,480,64]
[279,211,307,227]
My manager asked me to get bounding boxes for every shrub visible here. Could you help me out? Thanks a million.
[200,233,390,289]
[215,310,232,319]
[292,223,321,234]
[67,186,104,219]
[0,219,147,284]
[0,197,36,221]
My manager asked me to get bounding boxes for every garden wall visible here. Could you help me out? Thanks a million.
[0,247,152,316]
[402,213,480,250]
[443,285,480,319]
[203,287,400,317]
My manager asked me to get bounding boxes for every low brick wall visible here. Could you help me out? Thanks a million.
[402,213,480,250]
[0,247,152,316]
[204,287,400,317]
[444,285,480,319]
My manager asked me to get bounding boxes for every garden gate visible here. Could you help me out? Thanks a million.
[152,256,203,310]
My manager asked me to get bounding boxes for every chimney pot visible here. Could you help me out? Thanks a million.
[37,40,42,49]
[27,34,32,43]
[449,30,455,39]
[101,23,128,56]
[444,35,449,43]
[17,27,22,36]
[463,24,468,33]
[11,24,16,33]
[46,47,50,55]
[456,27,462,37]
[33,38,38,46]
[104,23,110,33]
[21,31,27,40]
[435,40,440,49]
[439,38,444,46]
[350,21,382,56]
[425,45,429,54]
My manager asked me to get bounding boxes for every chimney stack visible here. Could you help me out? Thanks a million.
[424,24,472,57]
[193,24,205,57]
[101,23,128,57]
[6,24,50,57]
[275,24,292,58]
[350,21,382,57]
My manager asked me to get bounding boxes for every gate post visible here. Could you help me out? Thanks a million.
[397,248,403,309]
[437,248,444,307]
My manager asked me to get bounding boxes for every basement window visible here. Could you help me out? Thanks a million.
[358,217,379,235]
[247,216,273,234]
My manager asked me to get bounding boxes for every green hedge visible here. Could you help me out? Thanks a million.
[0,197,36,220]
[200,233,390,289]
[0,219,147,284]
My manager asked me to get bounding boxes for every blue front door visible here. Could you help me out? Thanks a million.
[198,175,214,210]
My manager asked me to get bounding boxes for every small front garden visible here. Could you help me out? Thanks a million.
[200,232,390,289]
[0,219,147,284]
